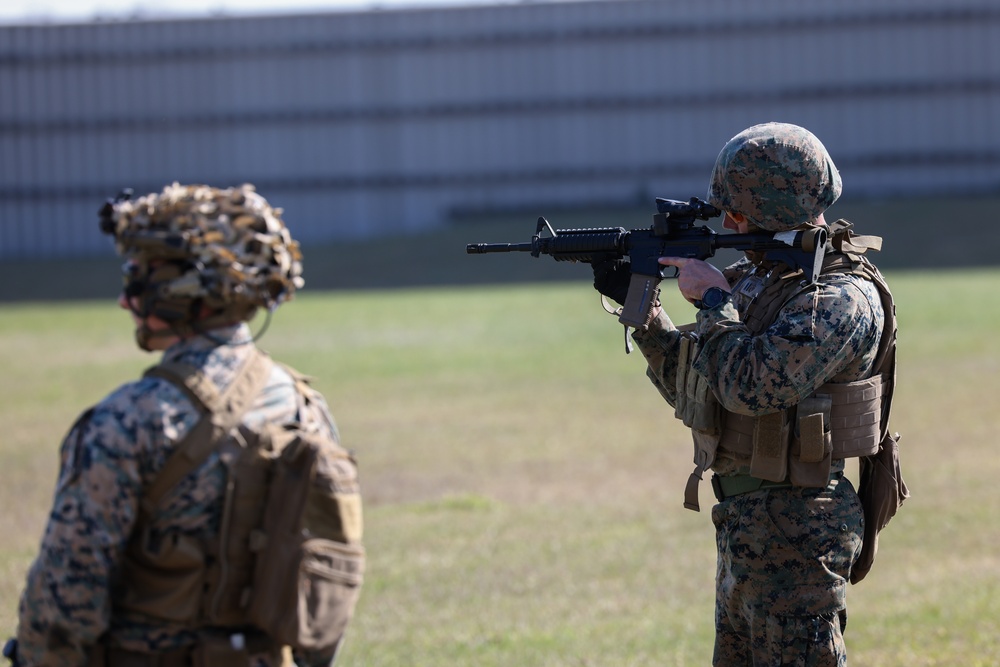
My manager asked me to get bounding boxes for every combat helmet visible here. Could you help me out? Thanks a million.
[707,122,842,232]
[100,182,304,348]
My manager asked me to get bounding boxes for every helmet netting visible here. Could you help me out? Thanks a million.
[102,183,304,317]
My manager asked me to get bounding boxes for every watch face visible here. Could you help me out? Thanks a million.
[701,287,729,309]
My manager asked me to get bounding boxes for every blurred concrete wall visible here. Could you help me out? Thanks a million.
[1,0,998,258]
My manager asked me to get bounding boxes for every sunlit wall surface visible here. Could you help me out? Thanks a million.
[1,0,998,257]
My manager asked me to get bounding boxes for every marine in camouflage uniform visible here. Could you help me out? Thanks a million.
[594,123,893,666]
[12,184,362,667]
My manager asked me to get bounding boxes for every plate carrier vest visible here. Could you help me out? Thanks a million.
[680,220,899,513]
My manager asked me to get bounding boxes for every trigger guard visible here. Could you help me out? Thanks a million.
[659,266,680,279]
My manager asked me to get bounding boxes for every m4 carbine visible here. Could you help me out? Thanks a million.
[466,197,827,328]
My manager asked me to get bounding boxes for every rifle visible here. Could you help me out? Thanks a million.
[466,197,827,328]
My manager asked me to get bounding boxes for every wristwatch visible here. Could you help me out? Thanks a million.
[696,286,732,309]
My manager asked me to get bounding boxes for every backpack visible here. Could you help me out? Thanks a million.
[115,348,364,658]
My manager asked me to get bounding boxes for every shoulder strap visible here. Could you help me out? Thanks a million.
[276,362,314,398]
[139,349,274,513]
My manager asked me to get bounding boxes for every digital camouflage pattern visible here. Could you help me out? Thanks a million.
[15,324,349,667]
[632,249,884,664]
[711,475,862,666]
[707,123,843,232]
[635,262,884,473]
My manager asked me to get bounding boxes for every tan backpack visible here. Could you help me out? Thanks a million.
[115,349,364,661]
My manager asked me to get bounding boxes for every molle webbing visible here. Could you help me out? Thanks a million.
[718,375,884,460]
[819,376,883,457]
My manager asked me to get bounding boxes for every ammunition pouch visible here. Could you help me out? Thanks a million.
[683,374,886,511]
[749,410,791,483]
[673,332,721,434]
[790,395,833,488]
[675,331,725,512]
[739,377,881,467]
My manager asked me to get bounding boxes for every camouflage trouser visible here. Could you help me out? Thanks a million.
[711,473,864,666]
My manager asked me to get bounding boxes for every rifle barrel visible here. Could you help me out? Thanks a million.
[466,242,534,254]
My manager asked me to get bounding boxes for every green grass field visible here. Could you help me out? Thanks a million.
[2,270,999,666]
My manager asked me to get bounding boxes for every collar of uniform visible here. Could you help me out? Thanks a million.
[161,322,253,362]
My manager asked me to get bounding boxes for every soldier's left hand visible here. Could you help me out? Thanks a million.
[658,257,729,305]
[591,258,632,305]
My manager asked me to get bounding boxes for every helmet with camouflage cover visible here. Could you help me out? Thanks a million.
[100,182,304,347]
[707,122,842,232]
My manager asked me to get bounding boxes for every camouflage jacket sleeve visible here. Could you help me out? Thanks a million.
[629,309,685,407]
[15,380,192,667]
[630,260,752,408]
[688,274,883,415]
